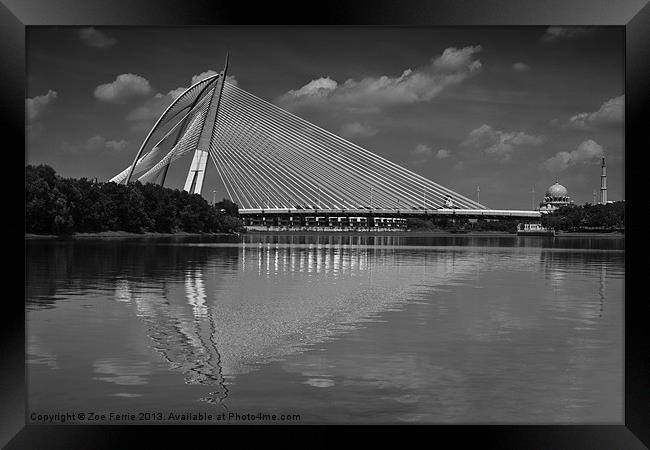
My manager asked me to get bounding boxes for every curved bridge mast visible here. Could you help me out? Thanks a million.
[184,53,229,195]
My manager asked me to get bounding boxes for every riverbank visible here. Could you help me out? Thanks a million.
[25,230,624,239]
[245,230,512,237]
[245,230,625,238]
[25,231,237,239]
[555,231,624,238]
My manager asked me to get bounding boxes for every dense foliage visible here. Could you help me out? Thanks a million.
[25,165,244,235]
[540,202,625,232]
[406,216,519,233]
[470,218,519,233]
[406,202,625,233]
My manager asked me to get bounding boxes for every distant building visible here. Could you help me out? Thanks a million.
[539,181,573,213]
[444,195,455,208]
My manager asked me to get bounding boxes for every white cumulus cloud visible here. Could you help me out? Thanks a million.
[544,139,604,172]
[339,122,378,138]
[84,135,129,152]
[563,95,624,129]
[512,62,530,72]
[189,70,238,87]
[78,27,117,48]
[61,135,129,153]
[168,72,238,100]
[127,70,237,132]
[191,70,220,85]
[94,74,154,103]
[104,139,129,152]
[411,144,451,161]
[26,90,57,122]
[126,93,171,131]
[462,124,545,162]
[413,144,433,155]
[541,26,594,42]
[285,77,338,100]
[277,45,483,111]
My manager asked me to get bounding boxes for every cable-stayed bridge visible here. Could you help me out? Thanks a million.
[111,56,541,225]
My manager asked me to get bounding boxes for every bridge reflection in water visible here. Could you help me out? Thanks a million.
[115,270,228,404]
[109,241,487,404]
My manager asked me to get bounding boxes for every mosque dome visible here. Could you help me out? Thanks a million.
[546,182,568,198]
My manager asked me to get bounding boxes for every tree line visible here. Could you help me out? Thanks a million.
[25,165,244,235]
[407,216,519,233]
[406,201,625,234]
[540,202,625,232]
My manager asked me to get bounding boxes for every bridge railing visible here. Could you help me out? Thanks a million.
[237,208,542,218]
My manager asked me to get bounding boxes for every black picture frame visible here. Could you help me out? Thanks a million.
[6,0,648,447]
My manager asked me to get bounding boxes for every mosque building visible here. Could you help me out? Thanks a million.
[539,181,573,212]
[537,157,613,213]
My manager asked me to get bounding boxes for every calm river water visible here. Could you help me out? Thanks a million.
[26,233,624,424]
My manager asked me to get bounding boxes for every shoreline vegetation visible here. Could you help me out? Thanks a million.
[540,202,624,233]
[26,165,624,238]
[24,231,237,239]
[26,165,245,236]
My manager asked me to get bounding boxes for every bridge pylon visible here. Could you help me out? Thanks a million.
[183,53,229,195]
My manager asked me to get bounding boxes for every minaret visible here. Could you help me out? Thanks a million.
[531,185,535,210]
[599,157,607,204]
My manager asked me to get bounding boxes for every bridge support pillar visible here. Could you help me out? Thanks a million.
[184,149,210,194]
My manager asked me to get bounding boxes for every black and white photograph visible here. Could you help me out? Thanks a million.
[14,10,639,439]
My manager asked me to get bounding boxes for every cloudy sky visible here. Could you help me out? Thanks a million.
[26,27,624,209]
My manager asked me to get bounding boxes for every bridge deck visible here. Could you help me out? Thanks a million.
[238,208,542,218]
